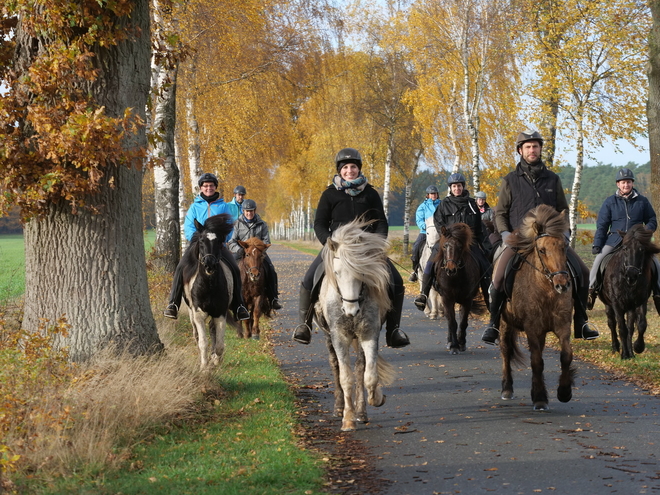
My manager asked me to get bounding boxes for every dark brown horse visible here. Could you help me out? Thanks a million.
[237,237,272,339]
[432,223,483,354]
[498,205,575,411]
[597,224,660,359]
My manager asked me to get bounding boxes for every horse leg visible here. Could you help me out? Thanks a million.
[605,304,620,354]
[191,310,209,370]
[361,337,385,408]
[556,325,575,403]
[500,325,515,400]
[457,301,471,352]
[444,298,459,354]
[527,333,549,411]
[634,303,647,354]
[251,299,260,340]
[619,309,633,359]
[332,334,357,431]
[325,332,344,418]
[209,316,226,367]
[354,340,368,423]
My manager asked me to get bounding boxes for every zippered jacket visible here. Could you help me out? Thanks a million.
[593,189,657,248]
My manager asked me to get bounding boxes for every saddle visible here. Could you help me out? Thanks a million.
[593,244,623,292]
[503,251,524,299]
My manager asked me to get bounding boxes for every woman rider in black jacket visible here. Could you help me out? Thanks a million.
[292,148,410,348]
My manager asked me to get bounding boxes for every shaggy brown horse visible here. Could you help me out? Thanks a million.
[597,224,660,359]
[498,205,575,411]
[432,223,482,354]
[237,237,272,339]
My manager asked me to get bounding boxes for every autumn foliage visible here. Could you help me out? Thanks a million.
[0,0,147,220]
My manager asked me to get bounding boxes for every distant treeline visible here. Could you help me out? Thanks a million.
[387,161,650,226]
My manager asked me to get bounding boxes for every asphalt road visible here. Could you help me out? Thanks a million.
[267,243,660,495]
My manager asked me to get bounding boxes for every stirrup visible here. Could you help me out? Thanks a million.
[235,305,250,321]
[414,294,427,311]
[163,303,179,319]
[293,323,311,344]
[386,327,410,348]
[481,325,499,346]
[576,322,599,340]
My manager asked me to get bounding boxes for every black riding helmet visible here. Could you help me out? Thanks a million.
[425,185,439,195]
[447,173,466,186]
[242,199,257,211]
[515,130,544,152]
[335,148,363,173]
[198,172,218,187]
[234,185,247,195]
[616,168,635,182]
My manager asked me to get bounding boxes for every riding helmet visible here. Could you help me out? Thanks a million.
[616,168,635,182]
[447,173,466,186]
[242,199,257,211]
[425,185,439,195]
[515,130,544,151]
[475,191,487,199]
[233,185,247,195]
[335,148,363,172]
[198,172,218,187]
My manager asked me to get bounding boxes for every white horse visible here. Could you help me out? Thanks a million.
[315,219,396,431]
[417,218,443,319]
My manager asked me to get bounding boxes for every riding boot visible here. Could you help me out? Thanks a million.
[293,284,314,344]
[481,285,506,345]
[385,285,410,348]
[223,252,250,321]
[574,286,599,340]
[414,271,434,311]
[163,262,185,319]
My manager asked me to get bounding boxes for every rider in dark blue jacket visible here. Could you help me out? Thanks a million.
[588,168,660,309]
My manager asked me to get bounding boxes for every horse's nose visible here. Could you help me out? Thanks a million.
[552,275,570,294]
[342,302,360,317]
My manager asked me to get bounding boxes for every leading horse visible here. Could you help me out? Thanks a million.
[314,219,396,431]
[498,205,575,411]
[182,213,235,370]
[236,237,272,340]
[432,222,484,354]
[597,224,660,359]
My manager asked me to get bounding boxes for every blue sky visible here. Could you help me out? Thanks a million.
[557,138,649,167]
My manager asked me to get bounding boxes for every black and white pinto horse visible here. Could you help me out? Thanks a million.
[182,213,235,370]
[314,219,396,431]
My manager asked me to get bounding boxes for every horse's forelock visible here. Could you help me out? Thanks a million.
[624,224,660,254]
[440,223,473,252]
[511,205,567,254]
[203,213,234,242]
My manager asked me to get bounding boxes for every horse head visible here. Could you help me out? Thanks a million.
[439,223,472,276]
[326,238,363,317]
[619,225,660,287]
[194,215,234,277]
[515,205,571,294]
[238,237,270,282]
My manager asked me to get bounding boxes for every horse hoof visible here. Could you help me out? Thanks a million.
[557,391,572,403]
[459,344,467,352]
[429,314,438,320]
[501,391,514,400]
[357,414,368,423]
[634,341,645,354]
[450,348,459,355]
[446,343,451,350]
[341,422,357,432]
[533,403,549,411]
[251,334,260,340]
[334,408,344,418]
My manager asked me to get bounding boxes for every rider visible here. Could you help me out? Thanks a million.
[291,147,410,348]
[409,185,441,282]
[227,198,283,310]
[588,168,660,310]
[228,185,247,218]
[475,191,493,221]
[413,173,491,310]
[481,130,599,345]
[163,172,250,321]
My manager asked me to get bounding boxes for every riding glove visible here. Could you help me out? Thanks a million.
[592,246,601,255]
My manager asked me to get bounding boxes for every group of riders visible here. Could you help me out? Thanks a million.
[163,130,660,349]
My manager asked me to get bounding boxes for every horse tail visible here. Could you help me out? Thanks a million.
[502,326,525,367]
[377,355,396,386]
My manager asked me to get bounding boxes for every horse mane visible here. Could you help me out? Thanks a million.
[622,224,660,254]
[436,223,473,264]
[508,205,568,256]
[242,236,269,251]
[203,213,235,243]
[322,218,392,312]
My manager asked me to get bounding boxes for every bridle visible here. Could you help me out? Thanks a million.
[522,233,569,283]
[333,256,365,304]
[440,239,465,273]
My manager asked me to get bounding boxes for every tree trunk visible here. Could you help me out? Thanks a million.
[382,137,394,221]
[649,0,660,212]
[186,95,202,196]
[21,0,162,361]
[152,61,181,273]
[568,118,585,247]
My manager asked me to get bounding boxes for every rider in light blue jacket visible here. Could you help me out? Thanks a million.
[409,185,441,281]
[184,194,237,242]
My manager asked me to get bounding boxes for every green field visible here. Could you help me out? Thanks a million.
[0,234,25,302]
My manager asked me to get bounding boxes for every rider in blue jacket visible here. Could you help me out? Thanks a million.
[588,168,660,309]
[164,173,249,321]
[409,185,441,282]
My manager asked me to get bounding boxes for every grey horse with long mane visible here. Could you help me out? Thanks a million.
[314,219,396,431]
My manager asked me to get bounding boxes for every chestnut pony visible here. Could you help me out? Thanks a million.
[236,237,272,339]
[498,205,575,411]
